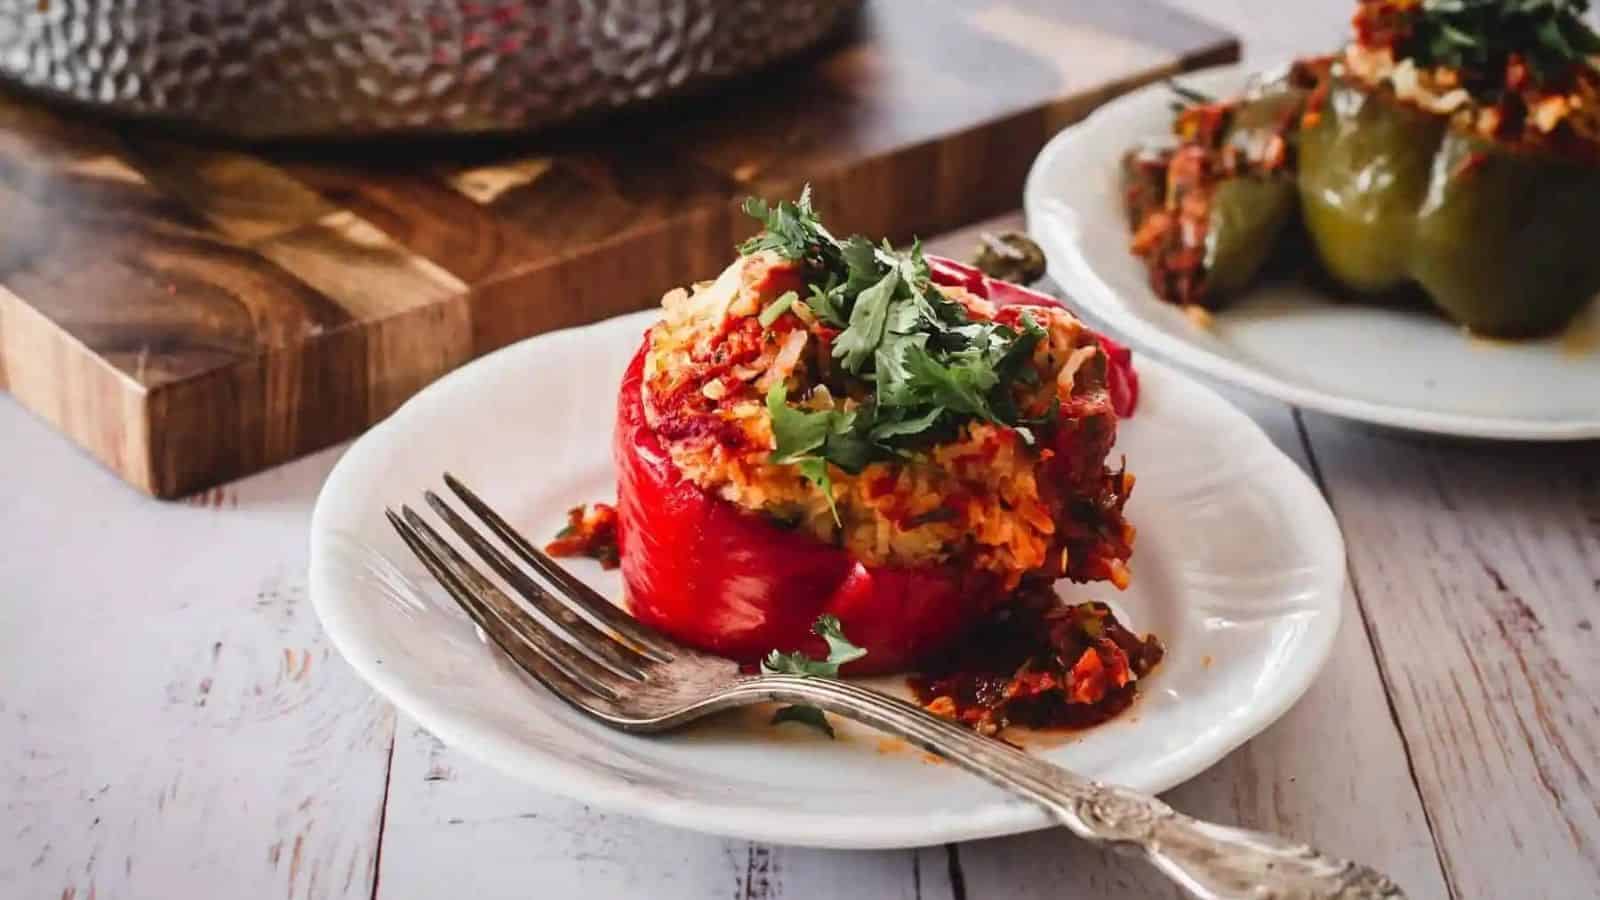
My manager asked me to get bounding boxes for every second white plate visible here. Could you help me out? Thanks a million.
[1024,64,1600,441]
[310,309,1344,849]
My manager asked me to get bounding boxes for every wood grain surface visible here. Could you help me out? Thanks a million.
[0,428,395,900]
[0,0,1234,499]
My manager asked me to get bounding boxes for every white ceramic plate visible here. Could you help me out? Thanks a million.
[310,309,1345,849]
[1024,64,1600,442]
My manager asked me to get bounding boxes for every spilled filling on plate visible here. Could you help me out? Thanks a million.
[911,587,1164,737]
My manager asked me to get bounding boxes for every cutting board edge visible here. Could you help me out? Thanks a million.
[1,287,158,494]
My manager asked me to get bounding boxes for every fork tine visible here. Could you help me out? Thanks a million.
[442,473,676,662]
[386,510,617,716]
[424,490,649,681]
[395,506,625,703]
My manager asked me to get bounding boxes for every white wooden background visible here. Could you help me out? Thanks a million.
[4,3,1597,899]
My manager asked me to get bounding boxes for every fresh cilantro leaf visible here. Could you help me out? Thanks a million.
[766,384,870,471]
[884,293,923,336]
[840,235,887,295]
[765,385,870,524]
[991,312,1046,385]
[767,383,835,461]
[758,291,799,328]
[898,238,933,288]
[762,614,867,677]
[1439,21,1479,48]
[868,406,947,442]
[762,615,868,738]
[872,330,930,408]
[832,268,899,372]
[813,613,869,669]
[760,650,824,676]
[807,282,848,328]
[901,343,1000,420]
[739,184,840,268]
[1404,0,1600,89]
[1573,16,1600,53]
[821,428,873,473]
[770,704,835,738]
[795,457,840,526]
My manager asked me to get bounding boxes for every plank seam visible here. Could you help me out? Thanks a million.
[944,843,968,900]
[1292,409,1461,900]
[368,724,400,900]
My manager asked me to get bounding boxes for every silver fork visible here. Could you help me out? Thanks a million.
[388,474,1406,900]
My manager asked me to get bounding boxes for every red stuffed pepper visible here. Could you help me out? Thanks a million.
[609,194,1138,674]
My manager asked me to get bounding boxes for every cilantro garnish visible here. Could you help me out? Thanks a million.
[832,267,899,371]
[762,614,867,676]
[765,384,871,525]
[761,615,867,739]
[739,185,842,270]
[768,705,836,735]
[742,189,1058,495]
[1395,0,1600,89]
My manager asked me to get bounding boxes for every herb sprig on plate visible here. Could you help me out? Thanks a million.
[761,614,867,738]
[742,188,1053,511]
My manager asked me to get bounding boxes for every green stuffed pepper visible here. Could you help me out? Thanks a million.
[1300,72,1600,337]
[1121,0,1600,338]
[1122,66,1317,309]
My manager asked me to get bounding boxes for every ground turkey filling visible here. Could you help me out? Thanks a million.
[639,250,1135,591]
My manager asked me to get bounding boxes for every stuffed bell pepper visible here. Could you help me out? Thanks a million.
[1123,63,1319,308]
[1300,0,1600,336]
[593,190,1139,676]
[1126,0,1600,337]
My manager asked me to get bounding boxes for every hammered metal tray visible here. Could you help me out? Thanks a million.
[0,0,860,139]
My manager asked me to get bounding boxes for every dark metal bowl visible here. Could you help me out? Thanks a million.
[0,0,860,139]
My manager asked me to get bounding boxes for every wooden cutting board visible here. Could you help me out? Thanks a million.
[0,0,1234,498]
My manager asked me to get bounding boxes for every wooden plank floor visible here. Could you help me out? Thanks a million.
[4,3,1598,899]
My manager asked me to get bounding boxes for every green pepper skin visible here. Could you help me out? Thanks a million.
[1204,78,1306,297]
[1298,78,1443,293]
[1299,75,1600,336]
[1205,177,1298,296]
[1412,133,1600,336]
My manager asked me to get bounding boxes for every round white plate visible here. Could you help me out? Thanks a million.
[310,309,1345,849]
[1024,64,1600,442]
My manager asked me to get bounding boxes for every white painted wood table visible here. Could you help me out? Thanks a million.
[4,5,1596,899]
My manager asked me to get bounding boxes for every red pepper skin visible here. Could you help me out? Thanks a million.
[614,342,1006,674]
[926,256,1139,417]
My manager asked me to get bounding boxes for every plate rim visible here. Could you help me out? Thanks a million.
[1022,62,1600,443]
[310,310,1346,849]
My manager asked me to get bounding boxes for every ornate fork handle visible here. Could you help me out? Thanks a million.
[735,676,1406,900]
